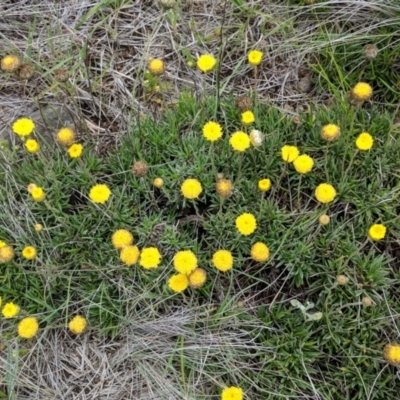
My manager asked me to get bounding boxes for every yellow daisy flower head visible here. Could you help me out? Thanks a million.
[22,245,37,260]
[12,117,35,137]
[111,229,134,249]
[197,54,217,73]
[31,187,45,202]
[368,224,386,241]
[293,154,314,174]
[0,240,6,248]
[250,242,270,262]
[69,315,87,334]
[216,178,233,197]
[188,268,207,288]
[181,178,203,200]
[2,302,20,318]
[321,124,341,141]
[383,343,400,366]
[1,54,21,72]
[173,250,198,274]
[336,275,349,285]
[168,273,189,293]
[315,183,336,204]
[241,110,255,125]
[120,245,140,266]
[25,139,40,153]
[0,245,15,263]
[248,49,263,66]
[318,214,330,225]
[235,212,257,236]
[153,177,164,188]
[229,131,251,152]
[203,121,222,142]
[351,82,373,101]
[212,250,233,272]
[67,143,83,158]
[221,386,243,400]
[355,132,373,150]
[34,223,43,232]
[56,127,75,146]
[258,178,271,192]
[89,184,111,204]
[139,247,162,269]
[18,316,39,339]
[148,58,165,75]
[249,129,264,147]
[281,145,299,162]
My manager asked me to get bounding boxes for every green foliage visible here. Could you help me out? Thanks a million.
[1,88,400,398]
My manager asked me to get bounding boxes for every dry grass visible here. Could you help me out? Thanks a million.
[1,0,400,399]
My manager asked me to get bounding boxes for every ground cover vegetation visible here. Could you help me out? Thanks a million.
[1,0,400,399]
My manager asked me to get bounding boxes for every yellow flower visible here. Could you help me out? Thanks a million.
[0,240,5,248]
[148,58,165,75]
[22,246,37,260]
[89,184,111,204]
[120,245,140,266]
[221,386,243,400]
[168,273,189,292]
[293,154,314,174]
[249,129,264,147]
[315,183,336,204]
[153,178,164,188]
[241,111,255,125]
[368,224,386,241]
[383,343,400,365]
[174,250,198,274]
[25,139,40,153]
[1,55,21,72]
[181,179,202,200]
[67,143,83,158]
[34,223,43,232]
[235,213,257,236]
[12,118,35,137]
[250,242,270,262]
[229,131,250,152]
[351,82,373,101]
[188,268,207,288]
[318,214,330,225]
[281,145,299,162]
[31,187,45,202]
[321,124,341,141]
[248,49,263,66]
[112,229,134,249]
[0,245,14,263]
[69,315,87,334]
[139,247,162,269]
[18,317,39,339]
[216,178,233,197]
[203,121,222,142]
[258,178,271,192]
[2,302,20,318]
[355,132,373,150]
[57,127,75,146]
[212,250,233,272]
[197,54,217,72]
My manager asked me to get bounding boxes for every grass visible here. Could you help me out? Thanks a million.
[1,0,400,399]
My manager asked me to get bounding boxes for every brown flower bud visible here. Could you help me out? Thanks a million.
[18,64,35,80]
[361,296,372,307]
[336,275,349,286]
[235,95,252,112]
[132,161,148,177]
[364,44,378,61]
[54,68,69,82]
